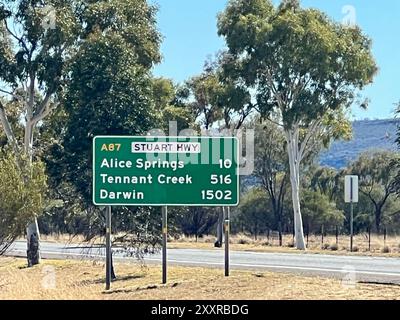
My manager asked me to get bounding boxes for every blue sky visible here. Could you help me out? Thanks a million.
[152,0,400,120]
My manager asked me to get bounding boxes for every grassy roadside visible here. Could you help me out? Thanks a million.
[0,257,399,300]
[169,233,400,258]
[168,241,400,258]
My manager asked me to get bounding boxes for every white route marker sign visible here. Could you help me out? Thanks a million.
[345,175,359,203]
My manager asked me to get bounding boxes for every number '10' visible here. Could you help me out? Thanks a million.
[219,159,232,169]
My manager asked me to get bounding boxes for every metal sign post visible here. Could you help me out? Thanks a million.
[345,175,358,252]
[350,178,354,252]
[105,206,112,290]
[224,207,230,277]
[162,206,168,284]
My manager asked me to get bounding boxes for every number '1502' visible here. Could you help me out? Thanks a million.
[201,190,232,200]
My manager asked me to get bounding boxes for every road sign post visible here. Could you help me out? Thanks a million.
[224,207,230,277]
[105,206,112,290]
[162,206,168,284]
[345,175,358,252]
[93,136,239,286]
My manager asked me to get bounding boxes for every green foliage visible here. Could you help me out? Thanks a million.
[176,207,219,240]
[234,187,273,237]
[393,103,400,195]
[47,0,162,205]
[41,0,167,252]
[348,150,399,232]
[301,189,344,233]
[310,166,340,201]
[152,78,196,132]
[0,152,47,254]
[218,0,377,130]
[252,118,288,237]
[0,0,79,84]
[186,55,255,130]
[185,70,224,129]
[218,0,377,249]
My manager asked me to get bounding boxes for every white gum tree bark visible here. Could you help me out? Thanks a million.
[0,74,57,266]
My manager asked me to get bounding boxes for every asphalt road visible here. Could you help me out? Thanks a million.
[7,241,400,284]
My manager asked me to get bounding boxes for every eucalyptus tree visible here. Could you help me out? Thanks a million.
[152,77,196,133]
[44,1,169,277]
[301,189,344,241]
[0,0,163,266]
[217,0,377,249]
[394,103,400,195]
[185,57,256,247]
[235,187,273,239]
[253,119,288,245]
[348,151,399,233]
[0,0,80,265]
[311,167,341,202]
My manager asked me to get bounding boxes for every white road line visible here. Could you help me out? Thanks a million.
[8,249,400,278]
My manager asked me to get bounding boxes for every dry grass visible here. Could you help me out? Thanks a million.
[1,257,399,300]
[170,234,400,257]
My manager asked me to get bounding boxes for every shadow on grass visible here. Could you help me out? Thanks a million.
[79,274,145,286]
[102,282,179,295]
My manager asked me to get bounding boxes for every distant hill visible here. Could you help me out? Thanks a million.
[320,119,399,169]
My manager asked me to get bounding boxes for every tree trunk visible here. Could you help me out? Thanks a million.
[278,220,283,246]
[321,225,324,246]
[368,227,371,251]
[24,120,42,266]
[375,208,382,234]
[27,218,41,267]
[286,130,306,250]
[383,227,387,246]
[336,225,339,245]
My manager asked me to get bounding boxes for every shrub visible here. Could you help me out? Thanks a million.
[261,240,271,246]
[286,240,295,248]
[236,234,252,245]
[330,243,339,251]
[203,236,214,243]
[352,246,359,252]
[0,153,47,255]
[321,243,330,250]
[381,246,391,254]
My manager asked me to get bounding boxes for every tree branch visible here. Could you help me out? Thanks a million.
[3,19,30,54]
[298,119,322,162]
[0,100,20,155]
[32,90,56,124]
[0,88,14,96]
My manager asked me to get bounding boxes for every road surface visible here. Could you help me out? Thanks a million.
[6,241,400,284]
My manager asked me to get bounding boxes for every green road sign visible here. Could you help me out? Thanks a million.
[92,136,239,206]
